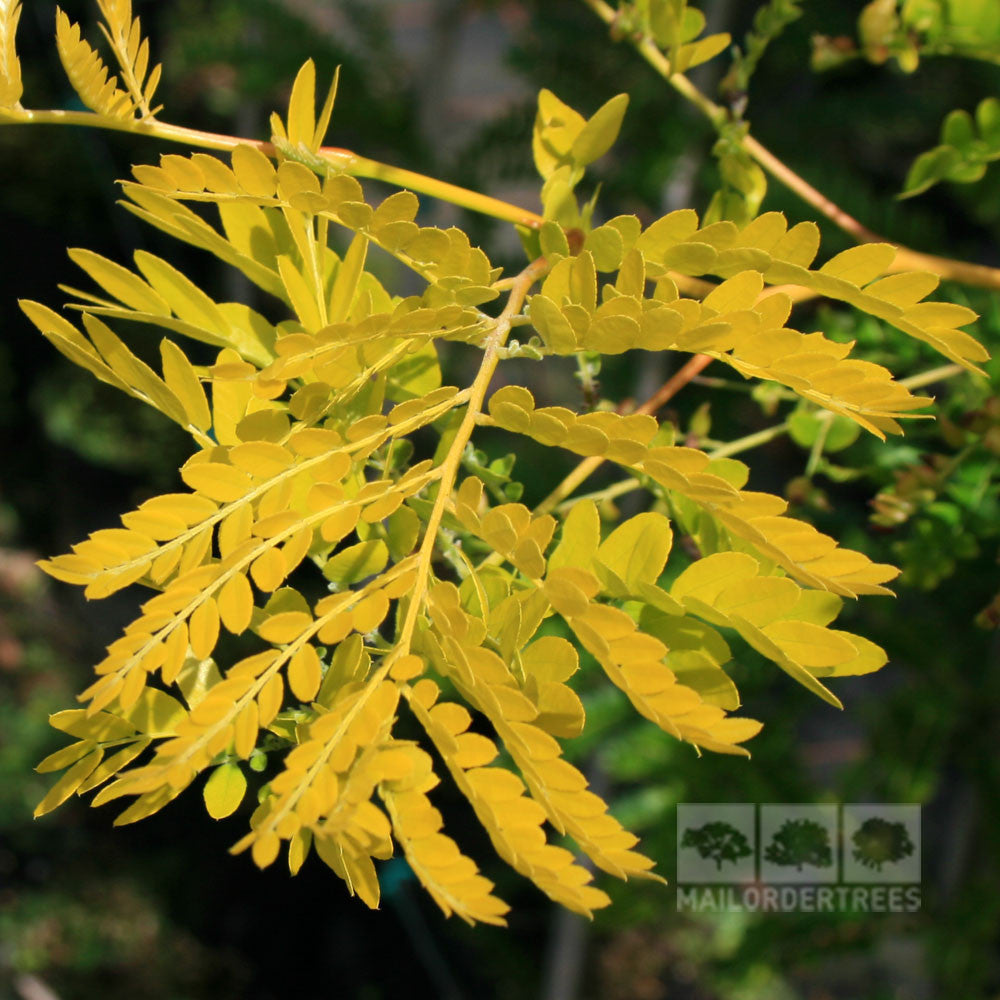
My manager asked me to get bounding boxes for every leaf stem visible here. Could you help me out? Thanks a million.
[396,257,548,652]
[707,420,791,459]
[554,476,642,514]
[899,363,965,390]
[97,19,153,120]
[635,354,714,416]
[804,411,833,477]
[3,107,546,230]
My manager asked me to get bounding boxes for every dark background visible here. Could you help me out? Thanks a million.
[2,2,999,998]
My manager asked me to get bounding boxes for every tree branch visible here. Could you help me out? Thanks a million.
[579,0,1000,292]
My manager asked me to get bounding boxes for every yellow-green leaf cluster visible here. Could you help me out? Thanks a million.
[55,2,160,121]
[533,89,629,226]
[641,0,732,73]
[27,73,946,927]
[487,386,898,596]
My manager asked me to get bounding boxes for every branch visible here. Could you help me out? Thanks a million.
[2,107,546,230]
[397,256,548,651]
[248,259,549,854]
[580,0,1000,293]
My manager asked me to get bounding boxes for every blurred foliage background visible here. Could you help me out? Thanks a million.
[1,1,999,998]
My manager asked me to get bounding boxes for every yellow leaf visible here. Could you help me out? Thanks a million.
[703,269,764,313]
[865,271,939,308]
[218,572,254,634]
[390,654,423,681]
[77,739,151,794]
[233,700,260,759]
[313,65,340,150]
[671,552,757,604]
[124,687,187,736]
[288,644,322,702]
[181,461,252,503]
[532,89,586,179]
[259,610,313,645]
[762,619,858,668]
[288,828,313,875]
[189,598,221,660]
[229,442,294,478]
[570,93,629,166]
[35,748,103,817]
[0,0,24,109]
[819,243,896,285]
[69,248,170,315]
[162,623,189,685]
[257,673,284,726]
[203,762,247,819]
[286,59,316,149]
[323,539,388,586]
[596,512,672,592]
[250,548,288,592]
[55,10,132,119]
[668,649,740,710]
[714,577,800,627]
[352,592,390,633]
[160,338,211,430]
[814,633,887,677]
[49,708,135,742]
[231,144,277,199]
[522,636,578,683]
[36,739,97,774]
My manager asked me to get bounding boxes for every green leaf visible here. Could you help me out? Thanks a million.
[323,539,389,586]
[789,410,861,453]
[386,506,420,561]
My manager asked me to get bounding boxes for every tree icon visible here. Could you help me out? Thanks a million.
[851,817,915,871]
[765,818,833,871]
[681,821,753,871]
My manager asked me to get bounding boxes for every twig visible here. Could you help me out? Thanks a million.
[635,354,714,416]
[579,0,1000,292]
[708,420,790,459]
[534,354,712,516]
[3,107,546,230]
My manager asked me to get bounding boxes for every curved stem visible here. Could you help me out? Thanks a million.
[3,107,546,231]
[580,0,1000,292]
[346,155,545,229]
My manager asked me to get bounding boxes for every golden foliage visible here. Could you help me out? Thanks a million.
[16,34,987,922]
